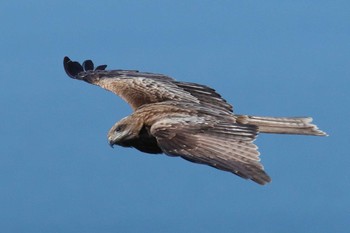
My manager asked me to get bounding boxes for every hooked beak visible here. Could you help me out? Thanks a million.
[108,136,116,148]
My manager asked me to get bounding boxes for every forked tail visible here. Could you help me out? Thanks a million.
[236,115,327,136]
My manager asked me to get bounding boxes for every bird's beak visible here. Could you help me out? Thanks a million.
[108,137,115,148]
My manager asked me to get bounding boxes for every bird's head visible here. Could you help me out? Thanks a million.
[107,116,143,148]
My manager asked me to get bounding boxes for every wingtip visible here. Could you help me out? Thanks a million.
[63,56,83,79]
[96,64,107,70]
[252,172,272,185]
[63,56,108,79]
[82,59,94,71]
[63,56,71,73]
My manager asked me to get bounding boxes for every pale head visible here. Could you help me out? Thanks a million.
[107,116,143,147]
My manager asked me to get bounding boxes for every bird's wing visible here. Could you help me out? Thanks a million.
[174,81,233,112]
[63,57,232,112]
[150,116,271,185]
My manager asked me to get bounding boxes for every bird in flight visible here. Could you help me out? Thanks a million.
[63,56,327,185]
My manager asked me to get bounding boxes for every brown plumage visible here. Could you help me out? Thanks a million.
[63,56,327,185]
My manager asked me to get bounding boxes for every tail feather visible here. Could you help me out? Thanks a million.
[236,115,327,136]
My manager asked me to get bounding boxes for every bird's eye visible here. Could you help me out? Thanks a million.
[115,125,123,132]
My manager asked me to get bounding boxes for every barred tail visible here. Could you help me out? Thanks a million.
[236,115,327,136]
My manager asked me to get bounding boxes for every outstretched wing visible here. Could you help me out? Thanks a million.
[150,116,271,185]
[63,57,233,112]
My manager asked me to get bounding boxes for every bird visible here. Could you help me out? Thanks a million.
[63,56,327,185]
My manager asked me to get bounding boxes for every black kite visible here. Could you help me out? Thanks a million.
[63,57,326,185]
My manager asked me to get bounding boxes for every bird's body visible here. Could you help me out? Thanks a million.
[64,57,327,185]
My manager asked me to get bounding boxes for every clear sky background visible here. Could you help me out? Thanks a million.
[1,1,349,232]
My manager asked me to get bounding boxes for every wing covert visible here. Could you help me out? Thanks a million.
[150,117,271,185]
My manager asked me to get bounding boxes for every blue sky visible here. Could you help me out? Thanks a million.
[1,1,349,232]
